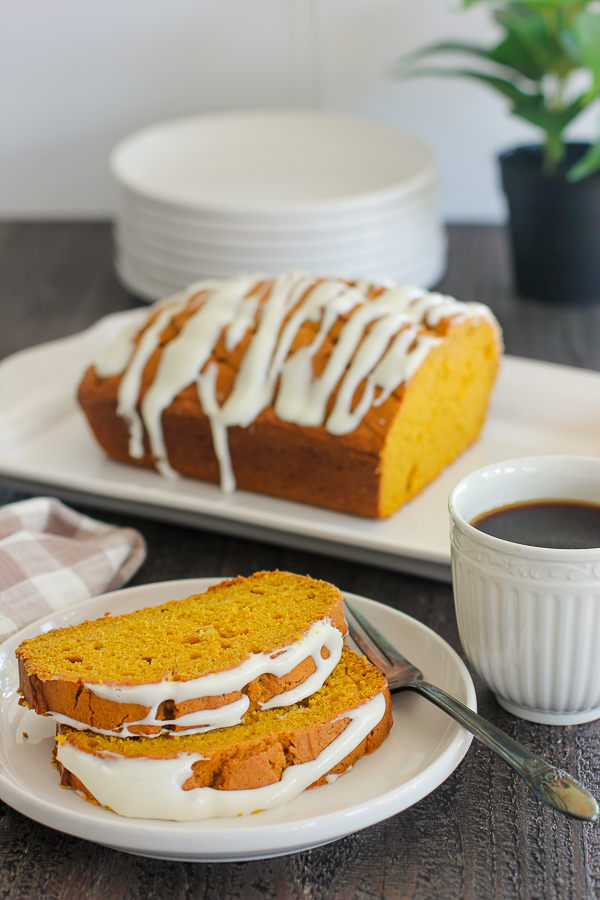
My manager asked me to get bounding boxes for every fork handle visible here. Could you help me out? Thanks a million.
[402,681,598,822]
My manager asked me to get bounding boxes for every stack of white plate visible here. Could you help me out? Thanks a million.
[111,110,447,301]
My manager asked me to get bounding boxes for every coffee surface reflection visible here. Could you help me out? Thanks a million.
[471,500,600,550]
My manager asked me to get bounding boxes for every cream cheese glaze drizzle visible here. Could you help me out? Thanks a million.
[55,692,387,820]
[94,271,498,491]
[57,618,344,737]
[50,696,252,738]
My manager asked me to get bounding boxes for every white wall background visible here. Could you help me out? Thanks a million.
[1,0,597,222]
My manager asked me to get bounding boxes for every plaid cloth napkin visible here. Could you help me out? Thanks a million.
[0,497,146,641]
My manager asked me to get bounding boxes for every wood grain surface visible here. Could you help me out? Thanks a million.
[0,222,599,900]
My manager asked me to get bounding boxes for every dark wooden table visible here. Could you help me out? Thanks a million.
[0,221,599,900]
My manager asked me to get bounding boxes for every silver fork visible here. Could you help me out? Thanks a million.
[345,601,599,822]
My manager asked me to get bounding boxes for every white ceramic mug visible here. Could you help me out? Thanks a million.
[448,456,600,725]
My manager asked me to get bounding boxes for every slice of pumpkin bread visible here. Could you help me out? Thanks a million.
[17,571,347,736]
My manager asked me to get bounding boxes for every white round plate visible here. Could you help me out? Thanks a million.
[115,204,441,265]
[114,237,448,303]
[118,176,440,243]
[117,176,438,233]
[0,578,474,861]
[111,111,437,217]
[115,234,448,303]
[115,224,444,279]
[115,219,446,282]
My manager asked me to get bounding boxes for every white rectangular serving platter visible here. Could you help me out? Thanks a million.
[0,312,598,581]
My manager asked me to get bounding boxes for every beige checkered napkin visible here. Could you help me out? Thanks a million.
[0,496,146,641]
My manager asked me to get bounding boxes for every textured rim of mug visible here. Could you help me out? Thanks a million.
[448,455,600,562]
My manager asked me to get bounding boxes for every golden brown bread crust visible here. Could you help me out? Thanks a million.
[18,571,347,736]
[77,277,502,518]
[77,366,385,516]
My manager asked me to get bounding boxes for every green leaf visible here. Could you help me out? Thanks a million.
[393,39,506,71]
[393,6,583,83]
[391,37,544,81]
[514,90,589,167]
[569,10,600,97]
[526,1,589,8]
[567,139,600,180]
[395,64,542,105]
[494,5,577,79]
[513,93,586,132]
[391,36,545,82]
[489,32,550,80]
[396,64,588,163]
[463,0,588,7]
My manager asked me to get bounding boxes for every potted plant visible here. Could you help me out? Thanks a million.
[393,0,600,303]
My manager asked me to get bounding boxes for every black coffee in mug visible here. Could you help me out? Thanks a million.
[471,499,600,550]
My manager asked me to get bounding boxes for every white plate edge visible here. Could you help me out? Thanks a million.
[0,578,475,860]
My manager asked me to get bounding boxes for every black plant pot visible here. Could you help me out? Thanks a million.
[499,143,600,303]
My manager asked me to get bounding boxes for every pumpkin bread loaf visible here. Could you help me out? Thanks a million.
[17,571,347,736]
[77,271,503,518]
[54,647,393,820]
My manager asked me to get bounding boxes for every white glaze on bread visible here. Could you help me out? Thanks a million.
[55,692,387,820]
[94,271,500,492]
